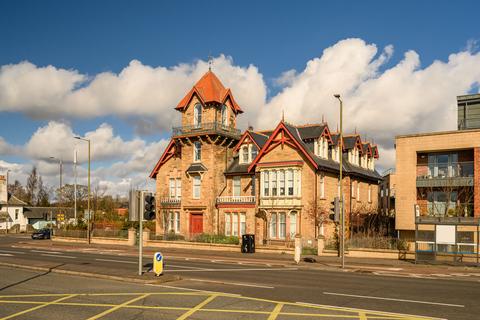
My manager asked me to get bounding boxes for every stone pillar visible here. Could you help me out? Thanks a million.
[317,236,325,256]
[474,148,480,218]
[143,228,151,247]
[294,235,302,264]
[127,228,136,246]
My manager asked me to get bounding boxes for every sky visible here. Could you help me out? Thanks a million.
[1,0,480,197]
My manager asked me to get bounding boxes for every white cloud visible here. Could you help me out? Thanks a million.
[257,38,480,172]
[2,38,480,189]
[0,56,267,133]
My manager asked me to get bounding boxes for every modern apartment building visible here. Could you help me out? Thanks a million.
[395,94,480,239]
[150,70,382,246]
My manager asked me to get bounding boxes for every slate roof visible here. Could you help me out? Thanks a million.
[249,131,269,148]
[343,135,359,150]
[225,156,251,175]
[0,194,28,207]
[330,133,341,146]
[186,163,208,173]
[23,207,75,219]
[296,124,326,140]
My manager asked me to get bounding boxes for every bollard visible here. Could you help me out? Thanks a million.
[317,236,325,256]
[127,228,136,246]
[142,228,151,247]
[294,235,302,264]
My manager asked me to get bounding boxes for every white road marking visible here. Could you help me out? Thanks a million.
[166,264,209,270]
[31,250,62,254]
[95,258,136,264]
[322,292,464,308]
[0,250,25,254]
[41,254,77,259]
[166,267,298,273]
[188,278,274,289]
[156,284,242,296]
[345,265,403,271]
[0,253,13,256]
[296,301,445,319]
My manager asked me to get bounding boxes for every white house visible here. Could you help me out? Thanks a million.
[0,174,28,232]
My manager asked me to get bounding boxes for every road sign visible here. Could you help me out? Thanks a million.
[153,252,164,276]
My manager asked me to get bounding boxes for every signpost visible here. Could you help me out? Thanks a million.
[153,252,164,276]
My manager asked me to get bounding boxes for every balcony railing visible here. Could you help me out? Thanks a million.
[172,122,241,138]
[216,196,256,204]
[160,197,181,206]
[416,202,474,219]
[416,162,474,187]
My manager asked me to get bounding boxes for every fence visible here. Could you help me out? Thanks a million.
[54,229,87,238]
[325,236,407,251]
[91,229,128,239]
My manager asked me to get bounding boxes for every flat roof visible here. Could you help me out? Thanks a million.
[396,127,480,139]
[457,93,480,101]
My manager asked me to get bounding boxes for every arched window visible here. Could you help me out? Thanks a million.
[194,103,202,128]
[221,104,228,127]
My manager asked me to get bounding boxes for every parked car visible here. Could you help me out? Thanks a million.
[31,229,51,240]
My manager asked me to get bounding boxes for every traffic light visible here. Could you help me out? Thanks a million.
[143,192,156,220]
[329,196,340,223]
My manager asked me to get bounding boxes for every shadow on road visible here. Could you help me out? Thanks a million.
[0,263,65,292]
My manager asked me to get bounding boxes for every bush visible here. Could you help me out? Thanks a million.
[165,231,185,241]
[193,233,239,245]
[302,246,318,255]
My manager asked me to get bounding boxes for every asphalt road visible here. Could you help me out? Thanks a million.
[1,235,479,320]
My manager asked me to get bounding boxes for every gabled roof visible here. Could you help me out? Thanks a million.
[225,156,251,175]
[296,124,327,140]
[362,143,373,157]
[175,70,243,113]
[372,145,380,159]
[343,135,363,153]
[149,139,180,179]
[0,194,28,206]
[233,130,270,152]
[248,121,320,172]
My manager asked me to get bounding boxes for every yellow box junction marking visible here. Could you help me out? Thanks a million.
[176,294,218,320]
[0,291,442,320]
[0,294,77,320]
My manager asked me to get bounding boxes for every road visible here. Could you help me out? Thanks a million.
[1,234,479,319]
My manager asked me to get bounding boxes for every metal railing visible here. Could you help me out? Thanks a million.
[416,161,474,179]
[417,202,474,218]
[216,196,256,204]
[159,197,181,206]
[172,122,241,138]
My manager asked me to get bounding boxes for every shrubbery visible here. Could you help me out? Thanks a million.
[193,233,239,245]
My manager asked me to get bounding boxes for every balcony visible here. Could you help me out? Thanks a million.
[415,202,475,224]
[416,162,474,187]
[216,196,256,204]
[159,197,181,207]
[172,122,241,139]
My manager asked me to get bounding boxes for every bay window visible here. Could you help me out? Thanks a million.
[261,168,301,197]
[271,171,277,196]
[279,170,285,196]
[225,214,231,236]
[232,213,239,236]
[263,171,269,196]
[225,212,247,236]
[287,170,294,195]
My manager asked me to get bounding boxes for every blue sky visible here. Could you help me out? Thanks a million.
[1,0,479,195]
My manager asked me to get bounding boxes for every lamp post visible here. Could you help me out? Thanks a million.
[334,94,345,269]
[50,157,63,233]
[74,136,91,244]
[5,169,10,233]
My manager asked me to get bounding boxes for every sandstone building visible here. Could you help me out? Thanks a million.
[150,70,382,246]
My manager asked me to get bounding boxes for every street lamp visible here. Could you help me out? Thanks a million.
[74,136,91,244]
[5,169,10,233]
[50,156,63,234]
[334,94,345,269]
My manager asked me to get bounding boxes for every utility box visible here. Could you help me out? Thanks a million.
[241,234,255,253]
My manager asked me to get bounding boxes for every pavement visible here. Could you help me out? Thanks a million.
[1,234,480,319]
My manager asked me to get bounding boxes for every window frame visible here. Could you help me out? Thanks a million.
[193,141,202,162]
[192,175,201,199]
[233,176,241,197]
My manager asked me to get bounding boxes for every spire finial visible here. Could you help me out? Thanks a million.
[322,114,325,123]
[354,126,357,134]
[336,123,339,132]
[282,109,285,122]
[208,53,213,71]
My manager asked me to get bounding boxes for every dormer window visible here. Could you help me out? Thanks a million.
[221,104,228,127]
[315,137,328,159]
[194,103,202,128]
[242,146,249,163]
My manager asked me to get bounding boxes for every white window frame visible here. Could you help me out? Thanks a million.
[233,176,241,197]
[240,213,246,235]
[279,212,286,239]
[194,103,202,128]
[176,178,181,199]
[251,145,258,160]
[225,213,231,236]
[319,174,325,199]
[169,178,176,198]
[192,175,201,199]
[289,212,297,238]
[279,170,285,196]
[193,141,201,162]
[241,145,249,163]
[221,104,228,127]
[232,212,239,236]
[287,169,294,196]
[270,213,277,238]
